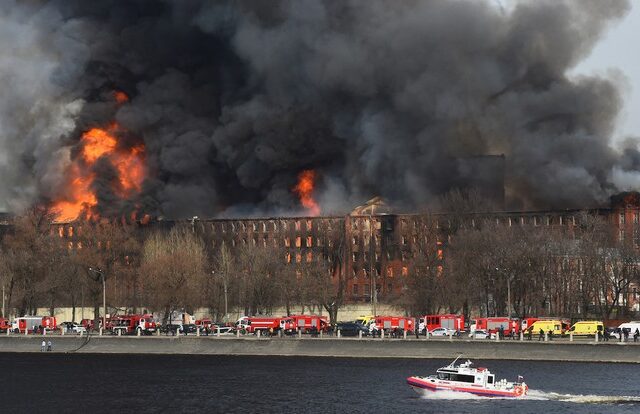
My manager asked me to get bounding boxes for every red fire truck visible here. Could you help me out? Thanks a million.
[419,314,465,334]
[236,316,297,335]
[289,315,329,333]
[11,316,57,333]
[111,314,157,335]
[195,318,213,330]
[471,317,520,337]
[0,318,11,333]
[370,316,415,334]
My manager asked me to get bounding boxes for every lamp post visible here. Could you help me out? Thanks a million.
[213,271,228,322]
[496,266,513,317]
[88,267,106,331]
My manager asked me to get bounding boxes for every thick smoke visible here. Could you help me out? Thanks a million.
[0,0,636,217]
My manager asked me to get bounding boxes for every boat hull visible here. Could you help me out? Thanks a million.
[407,376,526,398]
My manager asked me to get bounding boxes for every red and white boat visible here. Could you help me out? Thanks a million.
[407,357,528,398]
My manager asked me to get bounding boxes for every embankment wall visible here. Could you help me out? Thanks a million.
[1,336,638,363]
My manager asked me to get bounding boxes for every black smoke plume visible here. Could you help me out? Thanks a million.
[0,0,636,217]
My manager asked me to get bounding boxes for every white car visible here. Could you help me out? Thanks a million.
[61,322,86,334]
[469,329,490,339]
[429,327,454,336]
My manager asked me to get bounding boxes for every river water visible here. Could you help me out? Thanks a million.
[2,354,639,413]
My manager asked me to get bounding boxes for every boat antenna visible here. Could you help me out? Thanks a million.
[447,354,463,368]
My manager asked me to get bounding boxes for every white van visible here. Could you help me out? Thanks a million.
[610,322,640,339]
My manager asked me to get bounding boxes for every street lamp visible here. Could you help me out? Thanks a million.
[212,270,228,322]
[496,266,513,318]
[88,267,107,331]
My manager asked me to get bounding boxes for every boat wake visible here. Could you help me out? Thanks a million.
[527,390,640,404]
[418,389,640,404]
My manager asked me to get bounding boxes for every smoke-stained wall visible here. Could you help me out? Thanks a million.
[0,0,637,218]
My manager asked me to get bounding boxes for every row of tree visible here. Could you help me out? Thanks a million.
[400,211,640,322]
[1,204,639,324]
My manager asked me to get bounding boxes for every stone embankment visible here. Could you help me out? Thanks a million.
[0,336,639,363]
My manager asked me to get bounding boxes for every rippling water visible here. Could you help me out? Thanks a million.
[2,354,639,413]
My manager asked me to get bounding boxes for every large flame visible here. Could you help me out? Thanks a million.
[293,169,320,216]
[51,123,145,222]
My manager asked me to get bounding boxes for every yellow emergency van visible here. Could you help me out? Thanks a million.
[569,321,604,336]
[529,320,565,335]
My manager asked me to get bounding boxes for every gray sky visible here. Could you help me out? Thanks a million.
[572,1,640,142]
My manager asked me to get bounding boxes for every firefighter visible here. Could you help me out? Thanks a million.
[538,328,544,341]
[634,328,639,342]
[46,340,52,352]
[41,340,46,352]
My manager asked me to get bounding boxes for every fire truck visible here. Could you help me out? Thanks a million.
[289,315,329,333]
[11,316,57,333]
[419,314,465,334]
[111,314,157,335]
[370,316,415,334]
[0,318,11,333]
[236,316,297,335]
[471,317,520,337]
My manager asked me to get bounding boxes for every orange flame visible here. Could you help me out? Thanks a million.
[293,170,320,216]
[51,124,145,222]
[113,91,129,104]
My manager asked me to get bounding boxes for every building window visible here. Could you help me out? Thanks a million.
[296,253,302,263]
[402,236,408,245]
[307,236,313,247]
[286,253,291,263]
[282,221,288,231]
[387,266,393,277]
[295,237,301,248]
[284,238,290,247]
[634,213,639,224]
[364,284,371,295]
[402,266,408,277]
[263,236,268,247]
[262,222,267,232]
[317,237,323,247]
[295,221,301,231]
[306,220,312,231]
[241,222,246,231]
[620,212,625,225]
[387,283,393,293]
[352,236,358,245]
[352,253,357,262]
[353,284,359,295]
[353,220,359,231]
[619,229,625,242]
[252,223,257,231]
[306,252,313,262]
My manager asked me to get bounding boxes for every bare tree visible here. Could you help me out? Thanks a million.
[140,226,206,322]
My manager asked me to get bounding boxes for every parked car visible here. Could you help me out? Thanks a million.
[181,324,198,335]
[429,327,454,337]
[161,323,183,335]
[335,322,369,337]
[469,329,490,339]
[60,321,86,334]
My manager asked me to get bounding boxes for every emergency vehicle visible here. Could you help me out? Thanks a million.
[236,316,297,335]
[0,318,11,333]
[289,314,329,333]
[471,317,520,337]
[111,314,157,335]
[12,316,56,333]
[419,314,465,334]
[369,316,415,334]
[521,317,570,332]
